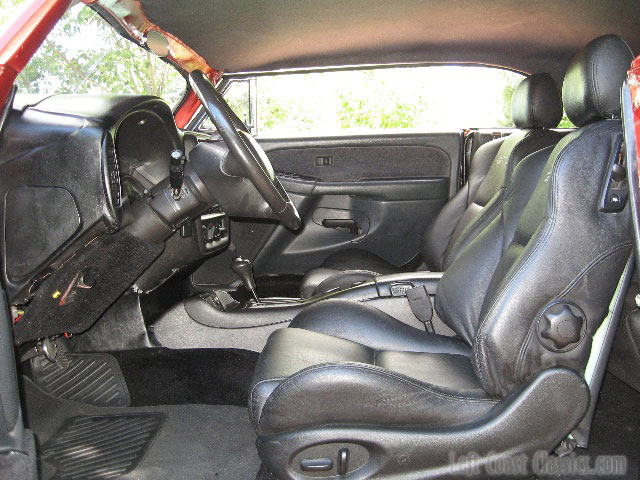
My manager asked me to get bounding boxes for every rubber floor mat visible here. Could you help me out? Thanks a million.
[31,353,130,407]
[41,413,163,480]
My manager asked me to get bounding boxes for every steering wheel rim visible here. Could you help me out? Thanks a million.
[188,70,301,230]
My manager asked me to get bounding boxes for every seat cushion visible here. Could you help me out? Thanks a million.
[290,299,471,355]
[299,267,378,298]
[250,327,495,435]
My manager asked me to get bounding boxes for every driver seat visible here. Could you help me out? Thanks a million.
[249,35,634,479]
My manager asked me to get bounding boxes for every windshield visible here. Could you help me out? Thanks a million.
[2,1,187,108]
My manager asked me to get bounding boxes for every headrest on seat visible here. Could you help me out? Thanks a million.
[511,73,562,129]
[562,34,633,127]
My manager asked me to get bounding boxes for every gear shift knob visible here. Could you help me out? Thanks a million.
[230,257,259,303]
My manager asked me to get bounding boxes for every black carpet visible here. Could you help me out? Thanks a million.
[254,464,278,480]
[22,378,261,480]
[109,347,258,407]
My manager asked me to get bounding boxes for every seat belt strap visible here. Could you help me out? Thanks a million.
[406,286,435,333]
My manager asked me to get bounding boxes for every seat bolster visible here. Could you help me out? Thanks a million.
[300,268,344,298]
[290,299,471,355]
[301,268,379,299]
[249,378,284,433]
[258,362,497,435]
[249,327,375,429]
[300,249,403,298]
[312,270,379,296]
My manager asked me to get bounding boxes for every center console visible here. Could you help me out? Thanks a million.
[183,270,446,332]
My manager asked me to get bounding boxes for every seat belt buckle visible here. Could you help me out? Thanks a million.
[406,285,435,333]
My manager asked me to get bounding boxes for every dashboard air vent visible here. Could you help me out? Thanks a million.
[104,134,121,208]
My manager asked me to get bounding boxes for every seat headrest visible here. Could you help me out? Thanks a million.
[562,34,633,127]
[511,73,562,129]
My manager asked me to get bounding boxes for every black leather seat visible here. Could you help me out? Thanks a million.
[250,35,634,479]
[300,73,565,298]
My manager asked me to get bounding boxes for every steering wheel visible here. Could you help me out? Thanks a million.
[188,70,301,230]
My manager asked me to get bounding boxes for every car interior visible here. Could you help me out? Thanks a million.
[2,1,640,479]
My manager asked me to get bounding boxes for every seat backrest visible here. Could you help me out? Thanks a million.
[422,73,564,271]
[468,35,634,397]
[435,143,556,344]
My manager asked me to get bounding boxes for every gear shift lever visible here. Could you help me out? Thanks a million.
[230,257,259,303]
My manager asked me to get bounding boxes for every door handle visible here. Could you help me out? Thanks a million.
[322,218,360,235]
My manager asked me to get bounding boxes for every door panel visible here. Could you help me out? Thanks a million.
[262,133,460,195]
[254,133,462,274]
[190,132,462,288]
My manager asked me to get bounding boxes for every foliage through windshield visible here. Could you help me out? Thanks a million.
[1,1,186,108]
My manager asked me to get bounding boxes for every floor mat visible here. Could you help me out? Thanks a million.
[41,413,163,479]
[31,353,130,407]
[22,378,261,480]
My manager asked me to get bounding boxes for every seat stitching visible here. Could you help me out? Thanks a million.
[591,41,603,117]
[260,362,496,416]
[258,362,498,430]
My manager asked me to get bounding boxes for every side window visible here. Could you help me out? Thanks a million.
[201,66,539,137]
[13,3,187,108]
[200,79,253,132]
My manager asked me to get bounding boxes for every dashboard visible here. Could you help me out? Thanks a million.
[0,94,228,306]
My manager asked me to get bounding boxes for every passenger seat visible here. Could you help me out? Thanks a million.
[300,73,566,298]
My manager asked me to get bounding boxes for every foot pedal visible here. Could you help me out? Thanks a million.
[41,413,163,479]
[31,352,130,407]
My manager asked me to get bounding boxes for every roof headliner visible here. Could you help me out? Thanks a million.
[140,0,639,82]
